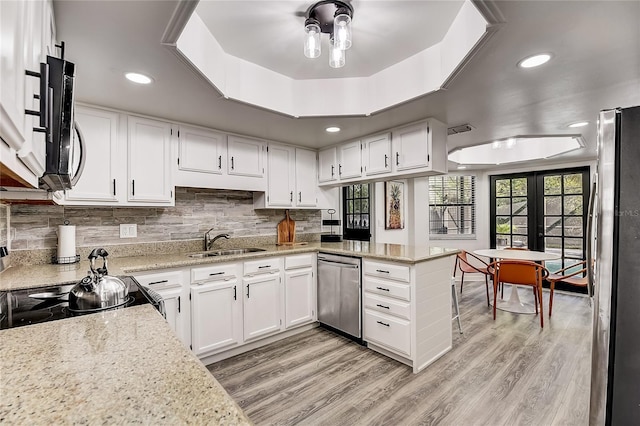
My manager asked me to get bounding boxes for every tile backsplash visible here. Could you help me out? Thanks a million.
[9,187,321,250]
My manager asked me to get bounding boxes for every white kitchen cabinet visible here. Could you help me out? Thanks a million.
[243,273,282,341]
[363,133,391,176]
[191,279,243,355]
[134,269,190,348]
[284,268,315,329]
[177,125,225,175]
[65,106,120,203]
[227,135,264,178]
[295,148,317,207]
[392,122,430,171]
[0,0,28,153]
[254,144,318,209]
[266,144,295,207]
[318,146,337,183]
[127,115,173,203]
[338,141,362,179]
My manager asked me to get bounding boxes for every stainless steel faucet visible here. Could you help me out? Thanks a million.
[204,229,230,251]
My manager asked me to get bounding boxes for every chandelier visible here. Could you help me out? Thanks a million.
[303,0,353,68]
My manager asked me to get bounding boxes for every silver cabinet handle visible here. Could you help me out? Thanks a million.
[377,321,390,327]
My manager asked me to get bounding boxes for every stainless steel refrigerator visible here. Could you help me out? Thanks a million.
[590,106,640,425]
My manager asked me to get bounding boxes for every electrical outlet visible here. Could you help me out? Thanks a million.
[119,224,137,238]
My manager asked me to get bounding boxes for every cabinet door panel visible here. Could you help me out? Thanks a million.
[128,116,172,202]
[191,281,242,355]
[154,287,188,345]
[243,274,281,341]
[285,269,315,328]
[228,136,263,177]
[364,133,391,176]
[66,107,120,202]
[318,147,337,182]
[392,123,430,171]
[267,144,294,207]
[295,148,317,207]
[178,126,224,174]
[339,141,362,179]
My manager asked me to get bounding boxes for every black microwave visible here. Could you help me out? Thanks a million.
[38,55,85,192]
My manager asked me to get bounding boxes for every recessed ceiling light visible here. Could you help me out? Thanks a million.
[457,165,467,170]
[325,126,341,133]
[518,53,551,68]
[568,121,589,128]
[125,72,153,84]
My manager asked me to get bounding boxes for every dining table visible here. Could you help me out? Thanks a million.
[473,249,561,314]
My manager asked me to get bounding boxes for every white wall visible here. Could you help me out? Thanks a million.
[371,159,596,250]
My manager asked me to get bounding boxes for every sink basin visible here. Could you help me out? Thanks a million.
[187,248,266,258]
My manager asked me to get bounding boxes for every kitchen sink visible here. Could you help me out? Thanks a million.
[187,248,266,258]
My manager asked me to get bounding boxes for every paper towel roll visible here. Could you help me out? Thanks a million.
[57,225,76,263]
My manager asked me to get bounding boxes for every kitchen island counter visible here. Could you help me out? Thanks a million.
[0,304,251,425]
[0,242,459,292]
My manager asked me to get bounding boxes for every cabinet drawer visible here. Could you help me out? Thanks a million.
[364,292,410,320]
[363,260,410,283]
[134,270,183,290]
[285,253,314,270]
[191,263,238,283]
[244,257,281,276]
[364,309,411,357]
[363,276,410,301]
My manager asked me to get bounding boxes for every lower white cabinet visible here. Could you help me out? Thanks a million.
[243,272,282,341]
[364,309,411,357]
[191,279,243,355]
[284,253,316,329]
[157,287,185,342]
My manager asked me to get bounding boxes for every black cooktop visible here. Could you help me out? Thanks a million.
[0,276,156,330]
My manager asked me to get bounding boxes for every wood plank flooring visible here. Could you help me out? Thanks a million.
[207,280,592,425]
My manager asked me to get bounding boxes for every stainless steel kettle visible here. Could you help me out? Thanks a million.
[68,248,129,312]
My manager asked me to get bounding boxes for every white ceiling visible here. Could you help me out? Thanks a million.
[53,0,640,169]
[196,0,465,79]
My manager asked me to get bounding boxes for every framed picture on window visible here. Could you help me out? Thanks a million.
[385,180,405,230]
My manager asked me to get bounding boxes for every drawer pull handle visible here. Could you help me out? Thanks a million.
[376,304,390,309]
[233,285,237,301]
[258,265,271,269]
[376,269,390,274]
[376,286,390,291]
[209,272,225,276]
[148,280,168,286]
[377,321,390,327]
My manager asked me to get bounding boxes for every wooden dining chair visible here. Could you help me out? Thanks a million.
[490,260,549,328]
[453,250,492,306]
[547,261,588,317]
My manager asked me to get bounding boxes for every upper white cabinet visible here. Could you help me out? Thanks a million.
[363,133,391,176]
[175,126,265,192]
[318,118,447,187]
[128,116,173,203]
[63,106,174,206]
[295,148,317,207]
[338,141,362,180]
[254,144,319,209]
[65,106,120,203]
[178,126,225,175]
[227,135,264,178]
[318,147,337,183]
[0,0,55,188]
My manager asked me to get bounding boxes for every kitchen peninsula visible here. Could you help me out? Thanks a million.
[0,241,457,422]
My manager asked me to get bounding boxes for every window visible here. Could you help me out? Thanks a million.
[429,175,476,238]
[343,183,371,241]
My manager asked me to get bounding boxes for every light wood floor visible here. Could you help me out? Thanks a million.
[208,280,592,425]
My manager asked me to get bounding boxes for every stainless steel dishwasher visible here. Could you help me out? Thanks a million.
[317,253,362,342]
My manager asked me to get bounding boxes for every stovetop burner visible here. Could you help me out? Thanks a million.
[0,276,159,330]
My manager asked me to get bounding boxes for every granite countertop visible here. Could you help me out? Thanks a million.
[0,242,459,292]
[0,304,251,425]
